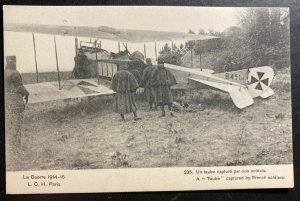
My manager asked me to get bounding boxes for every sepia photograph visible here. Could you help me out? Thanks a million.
[3,6,293,193]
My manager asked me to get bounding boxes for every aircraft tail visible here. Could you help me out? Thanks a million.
[246,66,275,98]
[189,78,254,109]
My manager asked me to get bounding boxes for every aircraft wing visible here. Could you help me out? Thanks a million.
[4,23,220,43]
[189,78,254,109]
[164,63,253,109]
[25,79,115,104]
[165,63,244,87]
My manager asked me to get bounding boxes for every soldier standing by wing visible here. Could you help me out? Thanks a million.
[151,58,177,117]
[5,56,29,165]
[141,58,157,110]
[111,63,142,121]
[73,48,91,79]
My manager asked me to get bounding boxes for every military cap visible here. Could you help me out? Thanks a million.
[6,56,16,63]
[157,57,165,64]
[145,58,152,65]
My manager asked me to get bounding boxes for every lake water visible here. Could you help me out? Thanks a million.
[4,31,186,73]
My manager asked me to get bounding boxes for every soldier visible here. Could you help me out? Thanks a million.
[5,56,29,164]
[141,58,157,110]
[128,64,142,86]
[151,58,177,117]
[73,48,91,79]
[111,63,142,121]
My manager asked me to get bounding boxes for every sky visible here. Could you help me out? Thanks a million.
[3,6,243,73]
[4,6,241,33]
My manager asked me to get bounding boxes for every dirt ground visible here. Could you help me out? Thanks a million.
[6,68,293,171]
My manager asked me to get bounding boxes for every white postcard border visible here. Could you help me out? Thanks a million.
[6,164,294,194]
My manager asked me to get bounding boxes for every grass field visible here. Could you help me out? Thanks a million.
[6,67,293,171]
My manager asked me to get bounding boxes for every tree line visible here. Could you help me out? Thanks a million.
[159,8,290,72]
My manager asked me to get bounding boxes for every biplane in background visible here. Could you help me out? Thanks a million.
[4,23,218,104]
[4,23,275,109]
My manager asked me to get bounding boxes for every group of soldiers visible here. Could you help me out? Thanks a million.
[111,57,177,121]
[4,54,177,167]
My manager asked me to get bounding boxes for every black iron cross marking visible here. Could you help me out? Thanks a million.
[250,72,269,90]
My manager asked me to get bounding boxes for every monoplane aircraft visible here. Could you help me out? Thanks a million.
[4,23,274,108]
[164,63,274,109]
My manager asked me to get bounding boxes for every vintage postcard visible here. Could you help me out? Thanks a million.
[3,6,293,194]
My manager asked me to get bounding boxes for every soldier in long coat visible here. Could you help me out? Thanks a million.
[73,48,91,79]
[151,58,177,117]
[141,58,157,110]
[5,56,29,166]
[111,63,141,121]
[128,67,142,86]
